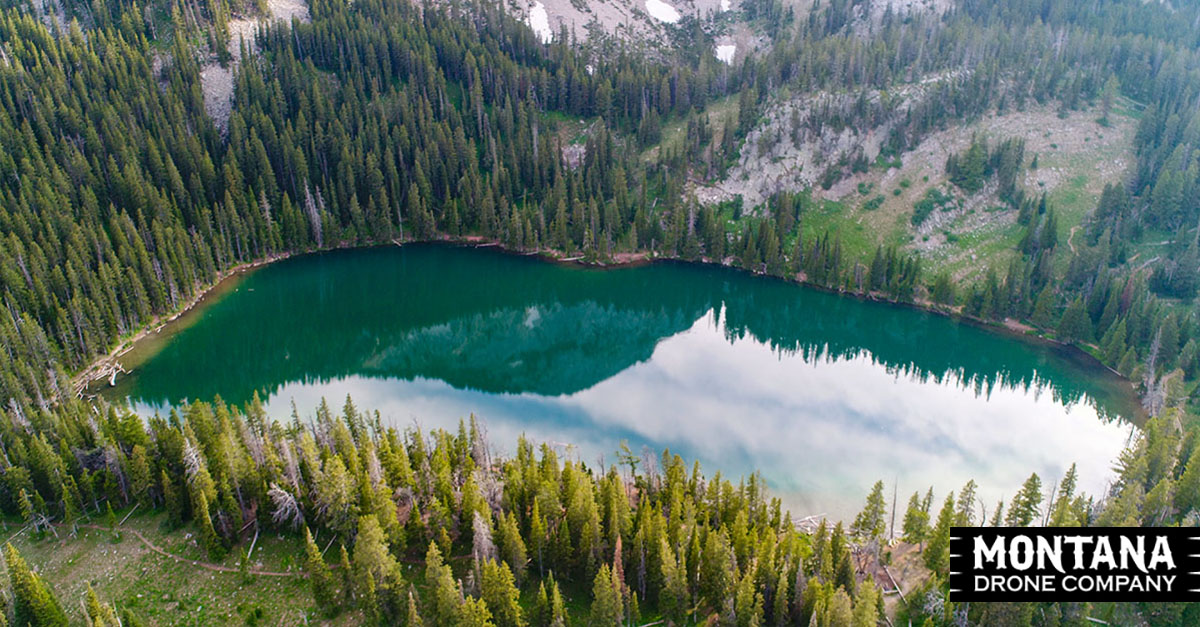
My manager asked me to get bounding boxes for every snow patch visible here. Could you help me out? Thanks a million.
[528,2,553,44]
[720,0,731,10]
[715,44,735,63]
[645,0,681,23]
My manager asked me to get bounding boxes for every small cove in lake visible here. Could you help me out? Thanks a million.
[104,243,1141,519]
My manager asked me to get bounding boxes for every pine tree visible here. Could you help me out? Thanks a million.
[162,470,184,528]
[530,500,548,577]
[851,577,879,627]
[119,607,145,627]
[1142,476,1175,525]
[589,564,623,626]
[459,596,494,626]
[85,583,120,627]
[798,577,821,625]
[700,527,733,610]
[989,500,1005,526]
[193,491,225,560]
[659,538,688,624]
[1175,444,1200,515]
[1103,319,1129,364]
[1039,209,1059,250]
[820,588,854,626]
[955,480,978,527]
[548,573,568,626]
[923,495,955,575]
[532,581,551,627]
[734,567,764,627]
[238,548,253,585]
[496,511,528,585]
[901,491,930,548]
[303,527,337,614]
[128,445,153,507]
[17,490,34,529]
[1031,287,1056,329]
[354,515,404,622]
[338,545,354,606]
[1100,75,1120,125]
[851,480,887,540]
[425,542,462,625]
[931,273,955,306]
[1058,297,1093,344]
[480,559,524,627]
[406,590,424,627]
[1049,464,1081,527]
[60,483,78,532]
[362,571,381,625]
[771,564,790,626]
[831,522,855,596]
[5,543,68,627]
[1005,473,1044,527]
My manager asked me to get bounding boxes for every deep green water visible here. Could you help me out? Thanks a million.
[108,244,1139,518]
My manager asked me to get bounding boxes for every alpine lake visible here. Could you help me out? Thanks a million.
[101,244,1141,520]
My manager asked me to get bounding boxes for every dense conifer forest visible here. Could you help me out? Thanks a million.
[2,0,1200,408]
[0,394,1195,625]
[0,0,1198,622]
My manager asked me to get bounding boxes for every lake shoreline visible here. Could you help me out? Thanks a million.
[74,235,1141,412]
[73,253,292,398]
[455,237,1140,400]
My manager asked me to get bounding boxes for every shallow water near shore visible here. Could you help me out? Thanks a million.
[106,243,1140,520]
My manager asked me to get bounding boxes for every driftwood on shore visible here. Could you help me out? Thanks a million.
[73,362,127,398]
[105,363,126,387]
[794,513,826,534]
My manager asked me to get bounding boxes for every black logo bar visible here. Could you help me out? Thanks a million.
[949,527,1200,602]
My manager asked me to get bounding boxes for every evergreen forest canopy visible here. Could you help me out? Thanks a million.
[0,0,1197,622]
[1,0,1200,413]
[0,394,1193,625]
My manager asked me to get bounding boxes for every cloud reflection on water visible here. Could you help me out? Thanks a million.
[246,307,1131,521]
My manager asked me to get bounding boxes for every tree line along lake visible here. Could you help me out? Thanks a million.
[101,243,1141,520]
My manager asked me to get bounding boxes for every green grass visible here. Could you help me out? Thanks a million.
[1041,161,1106,274]
[924,218,1024,281]
[542,111,600,148]
[1051,174,1091,232]
[647,94,740,162]
[1109,96,1145,121]
[1125,227,1174,266]
[7,512,326,626]
[6,509,650,626]
[797,198,903,262]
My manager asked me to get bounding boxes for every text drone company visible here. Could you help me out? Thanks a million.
[974,573,1176,594]
[949,528,1200,602]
